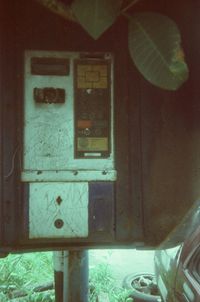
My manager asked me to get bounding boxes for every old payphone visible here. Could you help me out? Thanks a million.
[22,50,116,242]
[2,0,199,254]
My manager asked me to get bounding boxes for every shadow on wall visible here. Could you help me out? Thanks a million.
[141,84,200,246]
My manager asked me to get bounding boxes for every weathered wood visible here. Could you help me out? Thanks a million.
[33,281,54,292]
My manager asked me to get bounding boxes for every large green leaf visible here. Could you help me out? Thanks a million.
[128,12,189,90]
[71,0,122,39]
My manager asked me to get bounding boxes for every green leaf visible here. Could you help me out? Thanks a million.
[71,0,123,39]
[128,12,189,90]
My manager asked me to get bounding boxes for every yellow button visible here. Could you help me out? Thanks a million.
[93,77,107,88]
[77,77,93,88]
[77,65,92,76]
[77,137,108,151]
[85,71,100,82]
[92,65,107,76]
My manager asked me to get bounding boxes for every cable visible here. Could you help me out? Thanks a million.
[4,146,20,179]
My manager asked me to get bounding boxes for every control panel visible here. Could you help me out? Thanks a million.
[22,51,115,181]
[74,58,111,159]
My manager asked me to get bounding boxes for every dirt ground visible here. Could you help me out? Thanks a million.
[89,249,155,286]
